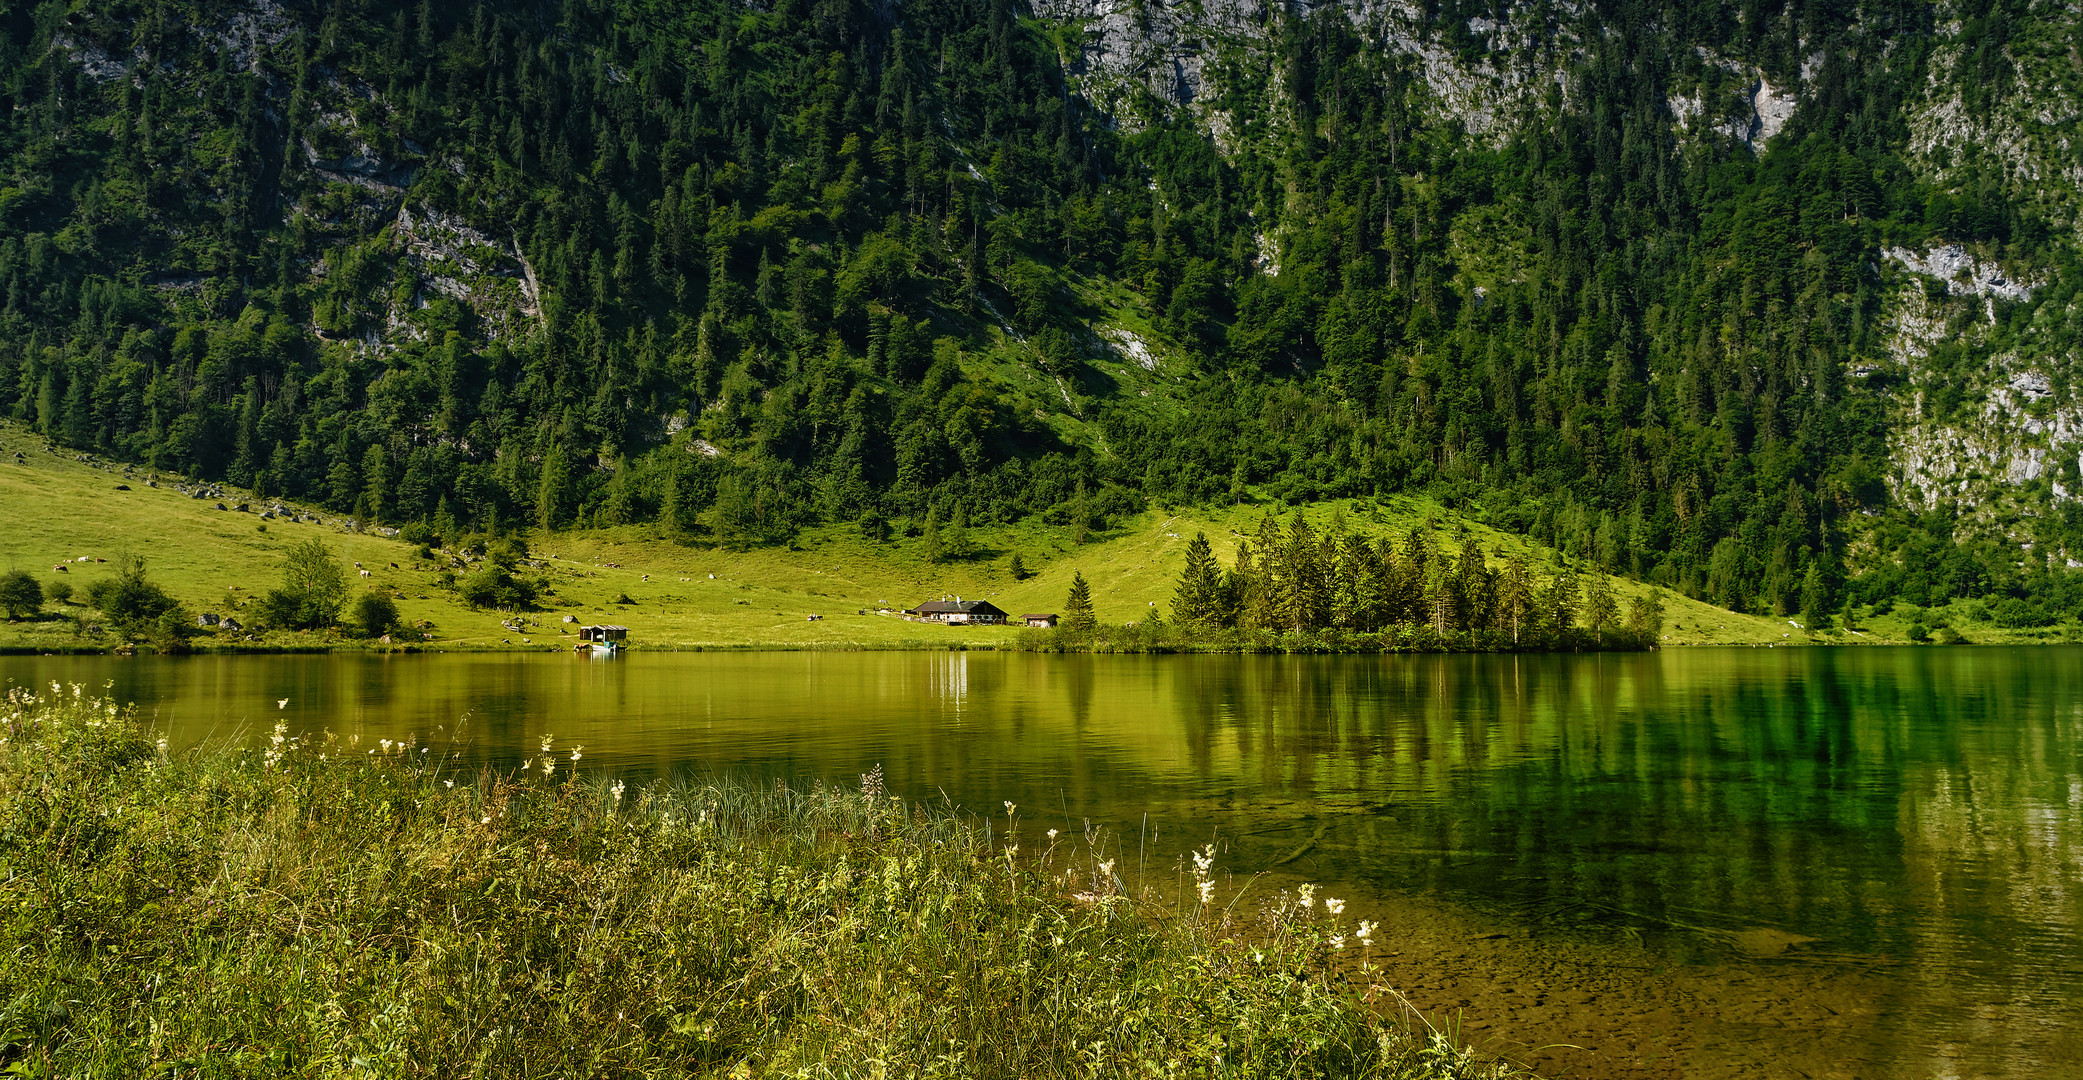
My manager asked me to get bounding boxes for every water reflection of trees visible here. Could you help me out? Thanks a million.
[1160,648,2083,1048]
[10,646,2078,1060]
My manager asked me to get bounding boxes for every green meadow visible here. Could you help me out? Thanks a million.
[2,419,2044,652]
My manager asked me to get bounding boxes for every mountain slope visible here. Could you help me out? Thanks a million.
[3,0,2083,631]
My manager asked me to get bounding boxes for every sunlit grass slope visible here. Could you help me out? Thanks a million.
[6,418,2032,651]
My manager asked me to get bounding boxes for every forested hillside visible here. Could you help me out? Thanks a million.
[6,0,2083,628]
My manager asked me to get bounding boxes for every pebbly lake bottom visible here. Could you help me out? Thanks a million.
[4,647,2079,1079]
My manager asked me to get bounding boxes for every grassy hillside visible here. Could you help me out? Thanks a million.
[4,418,2052,652]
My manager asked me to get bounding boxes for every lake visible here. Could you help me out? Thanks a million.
[5,647,2079,1079]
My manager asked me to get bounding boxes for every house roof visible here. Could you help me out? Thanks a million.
[1021,614,1058,620]
[911,599,1008,616]
[581,625,629,631]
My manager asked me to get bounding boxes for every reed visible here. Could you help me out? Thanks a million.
[0,685,1512,1079]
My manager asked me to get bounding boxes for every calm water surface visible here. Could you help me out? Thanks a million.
[5,647,2079,1079]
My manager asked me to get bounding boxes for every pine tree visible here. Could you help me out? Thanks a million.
[1279,512,1325,633]
[943,505,970,560]
[1064,570,1095,636]
[1547,567,1580,643]
[1173,531,1219,625]
[1800,558,1835,630]
[1583,573,1619,643]
[1497,555,1534,645]
[535,449,569,533]
[923,506,943,563]
[1007,552,1030,580]
[1627,588,1667,645]
[360,444,390,522]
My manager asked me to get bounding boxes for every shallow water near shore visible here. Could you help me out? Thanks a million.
[6,646,2080,1078]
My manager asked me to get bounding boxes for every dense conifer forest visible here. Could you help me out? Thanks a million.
[5,0,2083,628]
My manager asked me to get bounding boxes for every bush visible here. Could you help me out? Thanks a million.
[350,592,402,638]
[0,569,42,619]
[261,539,349,630]
[1907,622,1930,642]
[151,606,197,653]
[460,563,536,610]
[83,555,177,632]
[1992,597,2053,628]
[45,579,72,605]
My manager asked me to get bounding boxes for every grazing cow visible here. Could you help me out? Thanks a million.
[360,569,372,578]
[52,564,66,573]
[388,562,398,569]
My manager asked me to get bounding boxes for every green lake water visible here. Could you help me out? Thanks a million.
[5,647,2079,1079]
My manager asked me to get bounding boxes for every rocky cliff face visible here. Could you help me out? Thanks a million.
[1030,0,2083,542]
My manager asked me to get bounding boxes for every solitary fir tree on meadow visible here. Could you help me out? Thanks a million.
[1064,571,1096,636]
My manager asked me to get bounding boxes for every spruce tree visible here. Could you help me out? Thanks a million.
[1584,573,1620,643]
[1497,555,1534,644]
[1064,570,1096,637]
[1627,589,1667,645]
[1547,568,1580,643]
[1007,552,1029,580]
[1173,531,1218,625]
[923,506,943,563]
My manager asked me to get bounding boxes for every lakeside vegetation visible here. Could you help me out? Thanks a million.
[8,421,2072,654]
[0,685,1512,1079]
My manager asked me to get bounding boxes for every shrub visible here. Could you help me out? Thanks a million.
[83,554,177,632]
[259,539,349,630]
[1992,597,2053,629]
[1907,622,1930,642]
[45,578,72,605]
[350,592,402,638]
[0,569,42,619]
[460,563,536,610]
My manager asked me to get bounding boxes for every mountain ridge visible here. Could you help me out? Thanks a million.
[4,0,2083,630]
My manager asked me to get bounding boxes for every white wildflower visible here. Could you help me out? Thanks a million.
[611,779,625,802]
[1357,920,1377,943]
[1197,879,1215,905]
[1192,844,1215,875]
[444,779,455,789]
[1297,884,1316,912]
[1047,829,1059,842]
[1329,933,1347,950]
[570,746,583,762]
[1004,801,1016,816]
[1326,898,1345,916]
[540,734,554,753]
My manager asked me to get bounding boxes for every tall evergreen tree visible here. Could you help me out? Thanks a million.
[1173,531,1221,626]
[1063,571,1095,637]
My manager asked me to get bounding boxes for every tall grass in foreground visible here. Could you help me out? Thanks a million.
[0,686,1513,1080]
